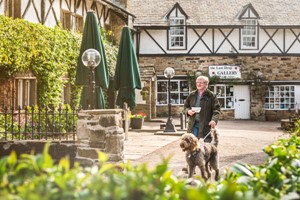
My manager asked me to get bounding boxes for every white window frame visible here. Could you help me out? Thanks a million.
[156,79,189,105]
[241,19,258,49]
[209,85,235,110]
[168,16,186,50]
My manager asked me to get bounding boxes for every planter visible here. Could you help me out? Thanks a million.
[130,118,144,129]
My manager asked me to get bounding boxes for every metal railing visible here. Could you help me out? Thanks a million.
[0,105,78,141]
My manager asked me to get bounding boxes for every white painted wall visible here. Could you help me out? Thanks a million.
[138,27,300,55]
[0,0,87,28]
[0,1,4,15]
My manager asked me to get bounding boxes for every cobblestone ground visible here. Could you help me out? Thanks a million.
[129,120,286,178]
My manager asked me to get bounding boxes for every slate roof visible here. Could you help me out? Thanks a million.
[128,0,300,27]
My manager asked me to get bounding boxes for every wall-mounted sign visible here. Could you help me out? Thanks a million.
[209,65,241,79]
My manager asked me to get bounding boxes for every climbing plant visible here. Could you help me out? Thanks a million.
[0,15,118,108]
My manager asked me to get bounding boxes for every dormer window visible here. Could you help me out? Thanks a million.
[169,17,186,49]
[166,3,188,50]
[238,3,259,50]
[241,19,258,48]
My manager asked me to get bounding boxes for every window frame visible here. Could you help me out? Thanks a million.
[5,0,21,19]
[265,85,296,110]
[16,78,36,108]
[156,78,190,106]
[240,19,258,49]
[209,84,235,110]
[168,16,186,50]
[61,9,83,32]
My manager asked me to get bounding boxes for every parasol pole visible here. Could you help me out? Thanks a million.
[123,102,129,140]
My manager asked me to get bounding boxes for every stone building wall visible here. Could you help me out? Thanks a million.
[138,56,300,81]
[138,55,300,121]
[109,14,127,45]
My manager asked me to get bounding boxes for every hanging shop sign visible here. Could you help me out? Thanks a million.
[208,65,241,79]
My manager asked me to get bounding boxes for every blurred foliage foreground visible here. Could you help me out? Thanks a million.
[0,121,299,200]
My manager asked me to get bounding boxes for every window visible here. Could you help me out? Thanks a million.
[209,85,234,109]
[241,19,257,49]
[16,79,36,108]
[74,14,83,32]
[5,0,21,19]
[61,10,83,32]
[265,85,295,110]
[156,79,189,105]
[168,17,186,49]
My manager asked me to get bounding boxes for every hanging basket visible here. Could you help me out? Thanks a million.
[130,118,144,129]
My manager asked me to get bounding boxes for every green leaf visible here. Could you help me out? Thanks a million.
[231,163,254,177]
[7,151,17,167]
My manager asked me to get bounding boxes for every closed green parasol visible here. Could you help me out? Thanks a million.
[114,26,142,109]
[75,11,109,109]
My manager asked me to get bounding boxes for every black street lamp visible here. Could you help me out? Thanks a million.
[82,49,101,109]
[164,67,176,133]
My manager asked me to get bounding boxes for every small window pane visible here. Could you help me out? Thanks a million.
[265,85,296,110]
[157,81,167,92]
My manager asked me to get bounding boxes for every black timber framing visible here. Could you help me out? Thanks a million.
[134,24,300,57]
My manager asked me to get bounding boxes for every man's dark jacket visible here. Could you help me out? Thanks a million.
[183,89,221,141]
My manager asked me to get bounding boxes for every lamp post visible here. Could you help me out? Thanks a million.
[164,67,176,132]
[82,48,101,109]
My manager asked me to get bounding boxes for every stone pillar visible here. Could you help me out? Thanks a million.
[76,109,124,166]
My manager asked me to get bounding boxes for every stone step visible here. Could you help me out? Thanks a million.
[74,156,97,167]
[77,147,105,159]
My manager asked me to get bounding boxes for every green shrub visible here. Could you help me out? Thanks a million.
[0,134,299,199]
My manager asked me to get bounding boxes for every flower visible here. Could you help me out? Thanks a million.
[129,112,147,119]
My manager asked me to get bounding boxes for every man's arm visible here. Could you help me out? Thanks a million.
[210,94,221,126]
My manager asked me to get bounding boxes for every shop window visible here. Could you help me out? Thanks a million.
[209,85,234,109]
[16,79,36,108]
[157,79,189,105]
[265,85,295,110]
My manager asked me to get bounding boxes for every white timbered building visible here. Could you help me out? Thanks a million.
[129,0,300,121]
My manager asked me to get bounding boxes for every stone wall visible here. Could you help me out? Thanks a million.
[137,55,300,121]
[0,109,125,167]
[0,141,77,165]
[138,56,300,81]
[76,109,124,166]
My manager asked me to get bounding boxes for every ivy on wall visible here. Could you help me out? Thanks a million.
[0,15,118,107]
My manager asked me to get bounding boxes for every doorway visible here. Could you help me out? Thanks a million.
[234,85,250,119]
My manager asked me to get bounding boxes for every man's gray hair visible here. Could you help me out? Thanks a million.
[196,76,209,84]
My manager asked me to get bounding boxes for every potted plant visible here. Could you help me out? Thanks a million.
[129,112,147,129]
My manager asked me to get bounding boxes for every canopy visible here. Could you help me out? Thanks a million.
[114,26,142,109]
[75,11,109,109]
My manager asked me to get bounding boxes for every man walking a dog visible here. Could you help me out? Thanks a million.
[183,75,220,142]
[182,75,221,175]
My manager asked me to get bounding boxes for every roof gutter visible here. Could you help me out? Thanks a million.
[99,0,136,18]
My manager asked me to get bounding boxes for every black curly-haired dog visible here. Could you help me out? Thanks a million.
[179,129,219,181]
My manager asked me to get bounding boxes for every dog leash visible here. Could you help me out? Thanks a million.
[203,130,212,141]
